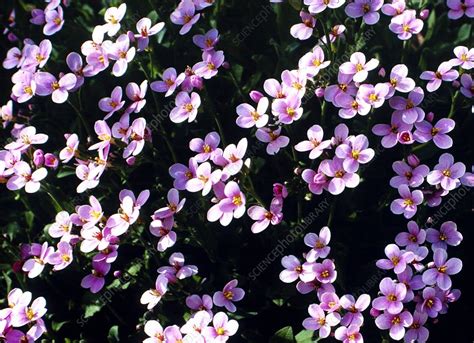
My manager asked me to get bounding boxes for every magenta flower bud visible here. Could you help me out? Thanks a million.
[127,31,135,42]
[452,80,460,88]
[378,67,386,77]
[126,156,136,166]
[113,270,122,278]
[222,61,230,69]
[8,32,18,42]
[315,87,325,98]
[426,111,434,122]
[273,182,288,198]
[370,308,381,317]
[249,90,264,103]
[407,154,420,168]
[420,9,430,20]
[191,75,204,90]
[44,153,59,169]
[33,149,45,167]
[12,261,23,273]
[144,127,153,142]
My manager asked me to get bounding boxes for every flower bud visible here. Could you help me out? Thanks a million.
[407,154,420,168]
[44,153,59,169]
[315,87,325,98]
[378,67,386,77]
[452,80,460,88]
[426,111,434,122]
[273,182,288,198]
[33,149,45,167]
[249,90,264,103]
[420,9,430,20]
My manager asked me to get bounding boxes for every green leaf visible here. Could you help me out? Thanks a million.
[25,211,34,230]
[270,326,295,343]
[295,330,317,343]
[107,325,120,342]
[424,9,436,42]
[454,24,471,45]
[288,0,302,10]
[84,304,102,319]
[51,320,69,332]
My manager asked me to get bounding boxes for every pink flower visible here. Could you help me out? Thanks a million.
[279,255,316,283]
[194,50,225,79]
[247,197,283,233]
[375,310,413,341]
[302,304,340,338]
[143,320,164,342]
[304,0,345,14]
[256,127,290,155]
[236,97,269,129]
[381,0,406,16]
[290,11,316,40]
[357,83,390,108]
[459,74,473,98]
[170,91,201,123]
[186,162,222,195]
[109,34,136,77]
[422,248,462,290]
[387,64,416,96]
[390,185,424,219]
[76,162,104,193]
[22,242,57,278]
[12,70,36,103]
[450,46,473,69]
[388,9,424,40]
[135,17,165,51]
[123,117,147,158]
[5,126,48,151]
[158,252,198,281]
[140,274,168,309]
[212,279,245,312]
[202,312,239,342]
[302,168,328,195]
[6,161,47,193]
[320,157,360,195]
[345,0,384,25]
[10,295,47,327]
[340,294,371,326]
[189,131,220,162]
[186,294,213,316]
[80,226,111,253]
[150,67,185,97]
[48,211,74,241]
[372,112,413,148]
[153,188,186,223]
[295,125,331,159]
[169,158,198,190]
[207,181,246,226]
[414,118,455,149]
[150,218,176,252]
[34,71,77,103]
[298,46,331,77]
[420,61,459,92]
[304,226,331,262]
[218,138,248,177]
[125,80,148,113]
[99,86,125,120]
[272,93,303,124]
[52,241,73,271]
[427,153,466,191]
[43,6,64,35]
[103,3,127,36]
[335,324,364,343]
[389,87,425,124]
[339,52,379,83]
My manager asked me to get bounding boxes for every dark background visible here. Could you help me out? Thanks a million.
[0,0,472,342]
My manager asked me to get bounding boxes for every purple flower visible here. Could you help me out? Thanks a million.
[339,52,379,83]
[345,0,384,25]
[416,287,442,318]
[390,160,429,188]
[302,304,340,339]
[21,242,56,278]
[387,64,415,96]
[426,153,466,191]
[6,161,47,194]
[153,188,186,223]
[99,86,125,120]
[247,198,283,234]
[376,244,414,274]
[340,294,370,326]
[279,255,316,283]
[34,72,77,103]
[460,74,473,98]
[256,127,290,155]
[194,50,225,79]
[381,0,405,16]
[140,274,168,309]
[390,185,424,219]
[397,267,424,302]
[290,11,316,40]
[158,252,198,281]
[414,118,455,149]
[334,324,363,343]
[186,162,222,196]
[389,10,424,40]
[150,67,185,97]
[236,97,269,129]
[10,296,47,327]
[207,181,246,226]
[43,6,64,35]
[335,134,375,173]
[30,9,46,25]
[103,3,127,36]
[422,248,463,290]
[125,80,148,114]
[372,278,407,314]
[193,28,219,51]
[358,83,390,108]
[447,0,474,19]
[405,311,429,343]
[420,61,459,92]
[189,131,220,162]
[295,125,331,160]
[3,47,23,69]
[304,0,345,14]
[22,39,52,70]
[320,292,340,312]
[12,70,36,103]
[170,0,200,35]
[109,34,136,77]
[169,159,198,190]
[213,279,245,312]
[389,87,425,124]
[314,259,337,283]
[304,226,331,262]
[426,221,463,250]
[134,17,165,51]
[52,241,73,271]
[320,157,360,195]
[375,310,413,341]
[302,168,328,195]
[186,294,213,316]
[325,73,357,104]
[395,221,426,250]
[170,91,201,123]
[450,45,474,69]
[150,218,176,252]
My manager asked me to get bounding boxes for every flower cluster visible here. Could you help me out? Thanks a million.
[279,226,371,341]
[0,288,47,341]
[372,220,463,341]
[170,0,215,35]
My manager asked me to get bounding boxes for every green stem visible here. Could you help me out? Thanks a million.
[447,91,460,119]
[68,100,92,138]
